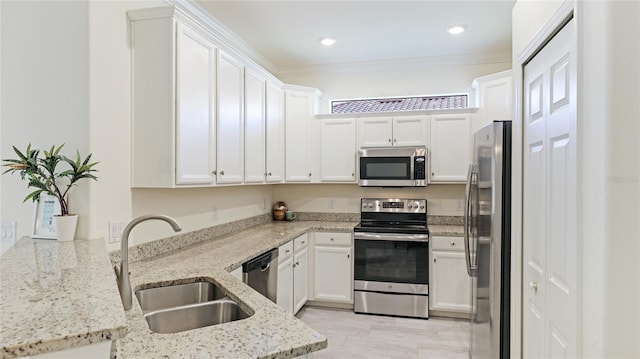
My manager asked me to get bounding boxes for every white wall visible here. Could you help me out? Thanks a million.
[513,0,640,357]
[1,1,90,239]
[273,184,464,216]
[279,61,512,114]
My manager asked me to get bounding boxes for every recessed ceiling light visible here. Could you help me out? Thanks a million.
[447,25,467,35]
[320,37,336,46]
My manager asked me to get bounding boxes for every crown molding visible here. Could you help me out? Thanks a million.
[277,51,512,77]
[164,0,279,75]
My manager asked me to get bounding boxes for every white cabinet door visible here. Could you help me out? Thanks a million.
[430,113,471,182]
[277,255,294,314]
[357,117,393,147]
[313,246,353,303]
[217,50,244,184]
[471,70,513,135]
[320,119,356,182]
[265,82,284,183]
[293,246,308,314]
[285,90,314,182]
[430,250,472,313]
[244,69,266,183]
[175,23,217,185]
[392,116,429,147]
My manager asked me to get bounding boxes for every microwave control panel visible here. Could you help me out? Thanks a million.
[414,156,426,180]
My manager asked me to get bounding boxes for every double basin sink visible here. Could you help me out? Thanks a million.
[135,281,252,333]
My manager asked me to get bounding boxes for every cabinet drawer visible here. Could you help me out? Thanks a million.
[294,234,308,252]
[279,241,294,262]
[431,236,464,251]
[315,232,352,246]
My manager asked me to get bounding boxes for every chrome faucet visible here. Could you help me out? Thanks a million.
[115,215,182,310]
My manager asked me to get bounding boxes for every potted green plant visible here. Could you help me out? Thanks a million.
[2,144,98,241]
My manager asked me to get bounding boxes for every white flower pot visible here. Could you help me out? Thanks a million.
[55,215,78,242]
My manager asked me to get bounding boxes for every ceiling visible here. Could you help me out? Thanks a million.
[196,0,515,74]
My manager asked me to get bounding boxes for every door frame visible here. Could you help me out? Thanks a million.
[512,1,577,357]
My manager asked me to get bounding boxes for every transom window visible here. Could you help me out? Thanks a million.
[331,94,467,114]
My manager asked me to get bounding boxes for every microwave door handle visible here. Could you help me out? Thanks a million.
[464,164,474,277]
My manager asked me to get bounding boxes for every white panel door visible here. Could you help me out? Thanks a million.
[313,246,352,303]
[392,116,429,147]
[523,19,577,359]
[320,119,357,182]
[244,69,266,183]
[293,247,308,314]
[217,50,244,184]
[277,256,294,314]
[175,23,216,185]
[284,90,313,182]
[430,250,472,313]
[430,113,471,182]
[265,82,284,183]
[357,117,393,147]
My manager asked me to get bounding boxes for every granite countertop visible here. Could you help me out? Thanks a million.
[116,220,356,358]
[428,224,464,236]
[0,237,127,358]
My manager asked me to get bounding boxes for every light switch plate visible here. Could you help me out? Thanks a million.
[109,222,125,243]
[1,221,17,243]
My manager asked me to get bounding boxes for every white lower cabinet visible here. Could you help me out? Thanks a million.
[429,236,472,314]
[312,232,353,304]
[277,234,308,315]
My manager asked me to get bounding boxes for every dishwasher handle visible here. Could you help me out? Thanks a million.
[242,248,279,273]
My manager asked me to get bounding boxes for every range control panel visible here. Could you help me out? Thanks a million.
[361,198,427,213]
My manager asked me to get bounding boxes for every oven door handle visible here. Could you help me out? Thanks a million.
[354,232,429,242]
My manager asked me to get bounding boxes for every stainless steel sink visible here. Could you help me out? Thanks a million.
[135,282,226,313]
[134,281,252,333]
[143,299,251,333]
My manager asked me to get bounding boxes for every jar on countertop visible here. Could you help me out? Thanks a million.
[272,201,288,221]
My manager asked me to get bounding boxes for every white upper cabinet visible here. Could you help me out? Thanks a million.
[320,119,357,182]
[284,88,316,182]
[430,113,471,182]
[175,23,217,185]
[357,117,393,147]
[393,116,430,147]
[265,82,285,183]
[357,115,428,148]
[244,68,266,183]
[130,14,217,188]
[217,50,245,184]
[471,70,513,134]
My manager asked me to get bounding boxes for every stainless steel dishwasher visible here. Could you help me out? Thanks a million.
[242,248,279,303]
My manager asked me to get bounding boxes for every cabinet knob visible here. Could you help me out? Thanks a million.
[220,170,225,176]
[432,172,435,176]
[393,138,397,143]
[264,172,267,176]
[308,173,312,177]
[352,173,355,177]
[388,138,391,143]
[330,238,335,241]
[434,258,436,263]
[301,241,306,244]
[296,261,300,266]
[285,249,290,253]
[529,281,538,292]
[450,242,456,247]
[268,172,272,176]
[212,170,217,175]
[347,254,350,259]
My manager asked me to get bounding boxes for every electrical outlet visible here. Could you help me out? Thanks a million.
[109,222,125,244]
[1,221,17,243]
[212,206,218,221]
[328,198,336,209]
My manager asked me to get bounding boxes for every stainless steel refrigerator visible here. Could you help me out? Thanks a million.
[465,121,511,359]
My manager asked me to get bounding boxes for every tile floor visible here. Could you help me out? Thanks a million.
[297,306,470,359]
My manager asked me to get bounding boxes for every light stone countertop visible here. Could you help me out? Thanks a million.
[428,224,464,236]
[0,237,127,358]
[115,220,357,359]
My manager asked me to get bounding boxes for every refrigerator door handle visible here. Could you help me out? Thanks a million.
[464,164,474,276]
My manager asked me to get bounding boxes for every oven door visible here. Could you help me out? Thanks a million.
[353,232,429,295]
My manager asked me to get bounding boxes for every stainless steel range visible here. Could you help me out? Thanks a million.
[353,198,429,319]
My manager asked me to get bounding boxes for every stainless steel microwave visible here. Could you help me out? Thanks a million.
[357,147,428,187]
